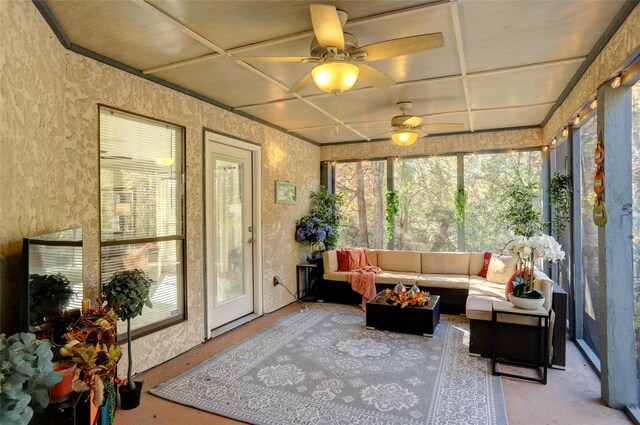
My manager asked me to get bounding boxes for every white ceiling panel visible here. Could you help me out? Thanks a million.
[242,100,338,130]
[42,0,631,144]
[459,0,626,73]
[305,78,466,125]
[154,57,292,107]
[471,104,552,131]
[47,0,213,70]
[467,60,583,110]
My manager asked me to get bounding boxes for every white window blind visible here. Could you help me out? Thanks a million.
[99,106,185,336]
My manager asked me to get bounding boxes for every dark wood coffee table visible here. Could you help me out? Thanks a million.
[365,291,441,337]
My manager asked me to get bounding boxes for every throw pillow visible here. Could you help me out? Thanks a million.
[505,269,521,300]
[478,251,492,278]
[486,254,519,284]
[337,249,350,271]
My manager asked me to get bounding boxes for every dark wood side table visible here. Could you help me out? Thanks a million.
[491,300,550,384]
[296,263,318,301]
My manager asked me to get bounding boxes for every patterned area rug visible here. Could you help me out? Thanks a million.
[151,303,508,425]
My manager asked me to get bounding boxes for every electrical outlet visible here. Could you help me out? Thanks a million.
[273,276,283,286]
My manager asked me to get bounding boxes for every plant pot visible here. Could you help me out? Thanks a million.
[119,381,143,410]
[508,293,545,310]
[49,362,76,402]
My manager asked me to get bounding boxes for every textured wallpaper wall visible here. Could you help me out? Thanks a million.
[0,0,319,374]
[543,5,640,141]
[320,128,543,161]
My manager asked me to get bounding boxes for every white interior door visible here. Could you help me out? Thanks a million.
[206,142,254,331]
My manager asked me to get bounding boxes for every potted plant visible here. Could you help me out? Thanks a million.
[59,304,122,418]
[29,273,75,325]
[500,181,545,238]
[0,333,62,425]
[503,233,565,309]
[295,186,344,260]
[101,269,153,410]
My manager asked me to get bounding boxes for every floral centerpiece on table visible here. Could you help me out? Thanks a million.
[384,288,430,308]
[501,232,565,299]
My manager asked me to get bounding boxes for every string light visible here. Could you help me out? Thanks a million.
[551,137,557,146]
[562,128,568,137]
[610,75,622,89]
[573,116,580,126]
[589,99,597,110]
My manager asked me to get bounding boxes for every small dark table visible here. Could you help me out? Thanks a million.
[296,263,318,301]
[491,300,550,384]
[366,292,440,337]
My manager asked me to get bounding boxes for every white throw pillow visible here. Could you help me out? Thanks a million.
[485,255,519,284]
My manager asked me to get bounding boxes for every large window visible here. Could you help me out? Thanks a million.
[578,112,600,358]
[335,160,387,249]
[99,107,185,337]
[394,156,458,251]
[333,150,543,252]
[464,150,543,252]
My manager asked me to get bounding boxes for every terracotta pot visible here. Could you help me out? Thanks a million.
[49,362,76,401]
[508,293,545,310]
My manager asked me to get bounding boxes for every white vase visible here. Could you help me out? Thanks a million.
[508,293,545,310]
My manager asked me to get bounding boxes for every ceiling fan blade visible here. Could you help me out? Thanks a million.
[421,123,465,132]
[402,116,423,127]
[288,74,315,94]
[232,56,317,63]
[357,64,395,89]
[310,4,345,51]
[354,33,444,61]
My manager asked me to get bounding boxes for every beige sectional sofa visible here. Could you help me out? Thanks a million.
[321,249,567,366]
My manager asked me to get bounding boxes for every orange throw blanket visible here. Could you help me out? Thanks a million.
[346,248,382,311]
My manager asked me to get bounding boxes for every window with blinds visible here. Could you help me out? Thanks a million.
[99,106,186,338]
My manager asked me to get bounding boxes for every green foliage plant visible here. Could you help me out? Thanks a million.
[549,172,572,238]
[29,273,74,324]
[0,333,61,425]
[101,269,153,390]
[308,185,344,250]
[385,191,399,245]
[501,182,545,238]
[454,189,467,225]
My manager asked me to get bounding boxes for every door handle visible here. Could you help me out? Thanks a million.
[248,237,255,244]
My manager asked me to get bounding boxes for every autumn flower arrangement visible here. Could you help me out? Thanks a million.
[384,288,430,308]
[59,300,122,410]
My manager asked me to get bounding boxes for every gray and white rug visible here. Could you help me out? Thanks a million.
[151,303,508,425]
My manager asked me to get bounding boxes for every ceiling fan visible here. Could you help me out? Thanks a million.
[376,102,464,146]
[232,4,444,94]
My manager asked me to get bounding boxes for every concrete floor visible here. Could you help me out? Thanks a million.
[115,303,630,425]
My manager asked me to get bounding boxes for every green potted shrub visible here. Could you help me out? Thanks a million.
[0,333,62,425]
[101,269,153,410]
[29,273,75,325]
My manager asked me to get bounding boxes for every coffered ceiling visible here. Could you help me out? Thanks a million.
[43,0,629,144]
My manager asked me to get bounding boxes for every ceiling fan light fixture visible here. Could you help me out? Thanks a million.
[311,61,359,93]
[391,130,418,146]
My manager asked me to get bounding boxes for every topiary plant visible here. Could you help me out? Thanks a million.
[500,181,546,238]
[101,269,153,391]
[0,333,61,425]
[29,273,74,325]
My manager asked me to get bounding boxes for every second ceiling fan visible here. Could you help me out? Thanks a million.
[233,4,444,94]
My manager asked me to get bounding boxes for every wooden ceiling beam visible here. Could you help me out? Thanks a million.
[449,2,474,132]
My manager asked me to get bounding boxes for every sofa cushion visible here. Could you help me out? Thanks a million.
[337,250,350,271]
[469,252,485,275]
[486,255,518,284]
[468,278,506,299]
[323,271,350,282]
[421,252,470,274]
[369,250,378,267]
[322,250,338,273]
[375,271,420,285]
[377,250,421,273]
[416,274,469,289]
[478,252,492,278]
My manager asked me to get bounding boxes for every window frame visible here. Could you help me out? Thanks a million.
[98,104,188,342]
